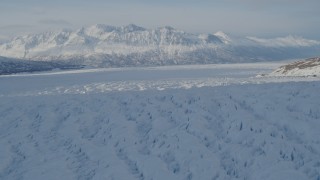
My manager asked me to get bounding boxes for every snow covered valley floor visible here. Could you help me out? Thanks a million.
[0,63,320,180]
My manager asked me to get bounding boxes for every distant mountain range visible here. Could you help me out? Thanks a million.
[0,24,319,69]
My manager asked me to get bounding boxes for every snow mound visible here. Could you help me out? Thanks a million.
[270,57,320,77]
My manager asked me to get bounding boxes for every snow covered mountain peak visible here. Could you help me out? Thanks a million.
[83,24,146,35]
[214,31,232,44]
[198,33,223,44]
[122,24,146,32]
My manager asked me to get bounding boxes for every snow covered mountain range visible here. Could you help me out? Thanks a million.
[0,24,319,68]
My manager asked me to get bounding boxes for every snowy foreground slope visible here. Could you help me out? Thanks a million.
[0,64,320,180]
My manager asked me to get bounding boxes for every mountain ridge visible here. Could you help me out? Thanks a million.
[0,24,319,68]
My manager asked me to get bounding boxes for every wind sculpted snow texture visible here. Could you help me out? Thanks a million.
[0,64,320,180]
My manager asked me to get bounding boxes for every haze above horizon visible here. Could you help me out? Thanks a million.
[0,0,319,41]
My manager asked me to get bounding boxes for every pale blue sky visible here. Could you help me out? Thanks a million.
[0,0,319,40]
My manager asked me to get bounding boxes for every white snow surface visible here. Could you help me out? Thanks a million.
[0,62,320,180]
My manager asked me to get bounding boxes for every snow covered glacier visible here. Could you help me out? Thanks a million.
[0,64,320,180]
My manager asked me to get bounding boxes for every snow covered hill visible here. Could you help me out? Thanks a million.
[0,24,319,68]
[270,57,320,77]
